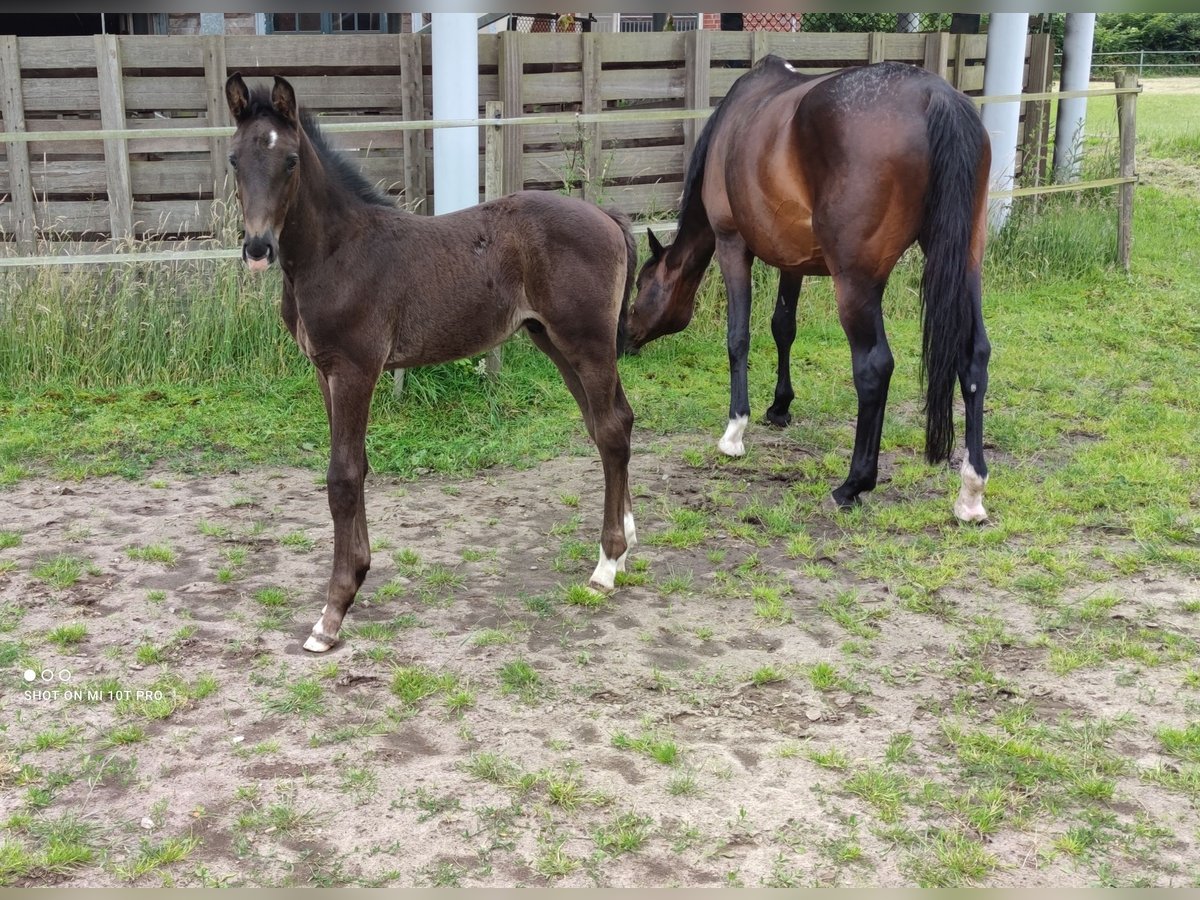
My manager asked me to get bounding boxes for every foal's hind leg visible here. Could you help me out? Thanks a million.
[954,269,991,522]
[831,273,893,509]
[765,272,802,428]
[304,367,377,652]
[528,327,636,581]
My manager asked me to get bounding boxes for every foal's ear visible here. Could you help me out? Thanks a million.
[225,73,251,121]
[647,228,665,259]
[271,76,299,125]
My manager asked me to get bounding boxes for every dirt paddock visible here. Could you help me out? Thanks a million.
[2,433,1198,887]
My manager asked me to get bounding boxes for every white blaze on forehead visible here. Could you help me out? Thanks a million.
[267,130,278,149]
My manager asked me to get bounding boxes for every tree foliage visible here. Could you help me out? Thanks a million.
[1094,13,1200,52]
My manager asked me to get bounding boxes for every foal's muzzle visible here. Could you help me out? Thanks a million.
[242,235,277,272]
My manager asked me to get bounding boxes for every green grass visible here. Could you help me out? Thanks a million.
[31,556,87,589]
[498,659,541,701]
[611,729,681,766]
[125,543,178,566]
[593,812,653,856]
[45,623,87,648]
[391,665,457,708]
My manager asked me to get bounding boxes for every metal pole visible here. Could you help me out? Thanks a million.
[1052,13,1096,183]
[431,13,480,214]
[980,12,1030,230]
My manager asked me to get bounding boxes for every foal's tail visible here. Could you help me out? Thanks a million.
[603,208,637,357]
[919,85,988,464]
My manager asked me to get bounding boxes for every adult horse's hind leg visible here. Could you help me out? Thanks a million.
[954,269,990,522]
[765,272,802,427]
[716,236,754,457]
[527,328,637,583]
[831,272,893,509]
[304,366,377,652]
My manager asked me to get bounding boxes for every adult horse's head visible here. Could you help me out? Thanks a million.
[627,229,700,351]
[224,74,303,272]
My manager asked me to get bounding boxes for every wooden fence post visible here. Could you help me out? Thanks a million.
[0,35,35,249]
[868,32,886,64]
[1115,71,1138,272]
[581,31,603,203]
[498,30,523,194]
[952,33,969,89]
[202,35,232,212]
[399,33,427,213]
[751,31,770,66]
[923,32,950,81]
[683,29,711,160]
[482,99,505,378]
[95,33,134,242]
[1023,33,1054,189]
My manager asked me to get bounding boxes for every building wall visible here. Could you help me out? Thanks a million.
[168,13,257,36]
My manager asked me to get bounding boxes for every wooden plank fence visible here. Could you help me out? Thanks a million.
[0,30,1053,245]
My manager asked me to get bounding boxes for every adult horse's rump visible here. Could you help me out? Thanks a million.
[225,74,638,652]
[627,57,991,522]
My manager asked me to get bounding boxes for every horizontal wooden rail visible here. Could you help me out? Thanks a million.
[0,171,1141,270]
[0,108,714,144]
[0,87,1139,145]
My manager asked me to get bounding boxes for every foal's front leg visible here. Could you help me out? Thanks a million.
[716,237,755,457]
[304,367,377,653]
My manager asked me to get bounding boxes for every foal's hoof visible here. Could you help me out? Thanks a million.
[303,632,337,653]
[589,549,626,593]
[763,409,792,428]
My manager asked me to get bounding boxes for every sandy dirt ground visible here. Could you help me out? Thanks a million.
[1,431,1199,887]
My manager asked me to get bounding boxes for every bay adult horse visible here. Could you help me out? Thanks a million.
[627,57,992,522]
[225,75,637,652]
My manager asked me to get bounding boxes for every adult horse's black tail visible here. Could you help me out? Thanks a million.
[919,85,987,464]
[604,209,637,357]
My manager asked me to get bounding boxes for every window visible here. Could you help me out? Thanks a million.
[267,13,388,34]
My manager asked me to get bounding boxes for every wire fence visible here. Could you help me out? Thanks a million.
[1083,50,1200,78]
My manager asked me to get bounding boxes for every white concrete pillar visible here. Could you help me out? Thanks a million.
[980,13,1030,230]
[431,13,480,214]
[1053,13,1097,183]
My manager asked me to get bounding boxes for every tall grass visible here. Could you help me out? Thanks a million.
[0,254,299,388]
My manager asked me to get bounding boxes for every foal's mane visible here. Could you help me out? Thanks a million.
[243,86,393,208]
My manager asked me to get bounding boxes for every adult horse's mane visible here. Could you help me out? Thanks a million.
[241,85,393,208]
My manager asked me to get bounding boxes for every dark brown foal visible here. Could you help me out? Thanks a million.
[225,75,637,652]
[627,57,991,522]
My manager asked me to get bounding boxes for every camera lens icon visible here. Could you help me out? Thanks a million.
[23,669,36,683]
[22,668,71,684]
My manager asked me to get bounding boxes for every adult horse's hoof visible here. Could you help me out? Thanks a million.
[763,408,792,428]
[827,490,861,511]
[953,455,988,523]
[717,415,749,457]
[953,500,988,523]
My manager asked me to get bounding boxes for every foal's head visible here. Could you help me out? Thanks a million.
[627,229,696,349]
[224,74,303,271]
